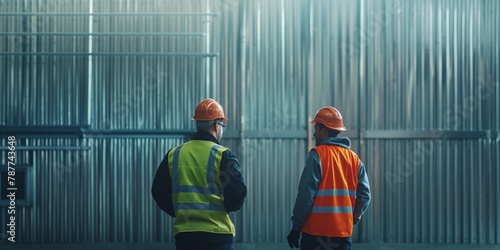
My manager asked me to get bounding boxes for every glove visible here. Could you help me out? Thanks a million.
[287,229,301,249]
[353,219,359,225]
[353,215,361,225]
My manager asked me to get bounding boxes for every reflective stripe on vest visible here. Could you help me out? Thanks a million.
[302,144,360,237]
[168,140,235,235]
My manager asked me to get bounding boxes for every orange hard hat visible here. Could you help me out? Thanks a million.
[192,98,228,121]
[310,106,346,131]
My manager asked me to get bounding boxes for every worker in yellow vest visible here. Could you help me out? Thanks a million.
[152,98,247,250]
[287,106,371,250]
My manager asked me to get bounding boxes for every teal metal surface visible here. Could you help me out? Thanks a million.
[1,0,498,245]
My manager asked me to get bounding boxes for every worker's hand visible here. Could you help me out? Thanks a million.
[287,229,301,248]
[353,216,360,225]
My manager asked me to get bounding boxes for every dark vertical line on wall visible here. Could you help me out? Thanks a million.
[357,0,365,221]
[238,0,247,241]
[493,2,499,243]
[496,140,500,244]
[306,0,313,150]
[21,0,28,125]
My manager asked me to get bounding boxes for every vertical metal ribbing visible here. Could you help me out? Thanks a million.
[306,0,313,150]
[493,1,499,243]
[459,141,464,243]
[395,140,401,243]
[470,140,476,243]
[128,138,134,242]
[407,141,413,243]
[496,140,499,244]
[476,140,482,245]
[415,139,421,243]
[427,0,434,130]
[204,0,210,98]
[1,0,499,245]
[240,0,248,241]
[102,135,109,241]
[444,139,451,243]
[451,142,458,243]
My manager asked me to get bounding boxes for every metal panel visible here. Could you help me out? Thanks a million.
[88,0,210,130]
[0,0,499,246]
[0,0,89,126]
[217,0,499,244]
[0,136,183,243]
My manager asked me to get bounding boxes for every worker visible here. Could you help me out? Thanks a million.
[152,98,247,250]
[287,106,371,250]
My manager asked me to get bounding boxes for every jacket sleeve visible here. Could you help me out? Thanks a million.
[220,150,247,212]
[151,150,175,217]
[291,149,322,231]
[353,161,371,224]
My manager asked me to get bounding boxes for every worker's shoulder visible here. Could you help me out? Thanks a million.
[220,146,240,161]
[220,145,234,154]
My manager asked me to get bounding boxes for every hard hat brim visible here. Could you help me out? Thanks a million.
[310,119,346,131]
[192,117,228,121]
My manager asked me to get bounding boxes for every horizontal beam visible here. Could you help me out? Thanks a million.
[0,126,193,139]
[0,12,218,16]
[1,126,498,140]
[363,130,495,139]
[0,146,90,151]
[0,32,206,37]
[0,52,218,57]
[227,130,307,139]
[82,129,194,139]
[0,125,87,138]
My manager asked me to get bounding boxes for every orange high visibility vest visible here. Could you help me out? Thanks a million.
[301,144,360,237]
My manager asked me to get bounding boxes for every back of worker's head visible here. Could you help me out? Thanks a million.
[316,123,341,137]
[192,98,228,141]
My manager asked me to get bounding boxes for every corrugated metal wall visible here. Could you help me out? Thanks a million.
[1,0,499,245]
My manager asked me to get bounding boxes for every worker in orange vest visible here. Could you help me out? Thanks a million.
[287,106,371,250]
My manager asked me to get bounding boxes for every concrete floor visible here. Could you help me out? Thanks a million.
[1,243,499,250]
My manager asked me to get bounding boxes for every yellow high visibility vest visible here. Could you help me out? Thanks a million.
[168,140,235,236]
